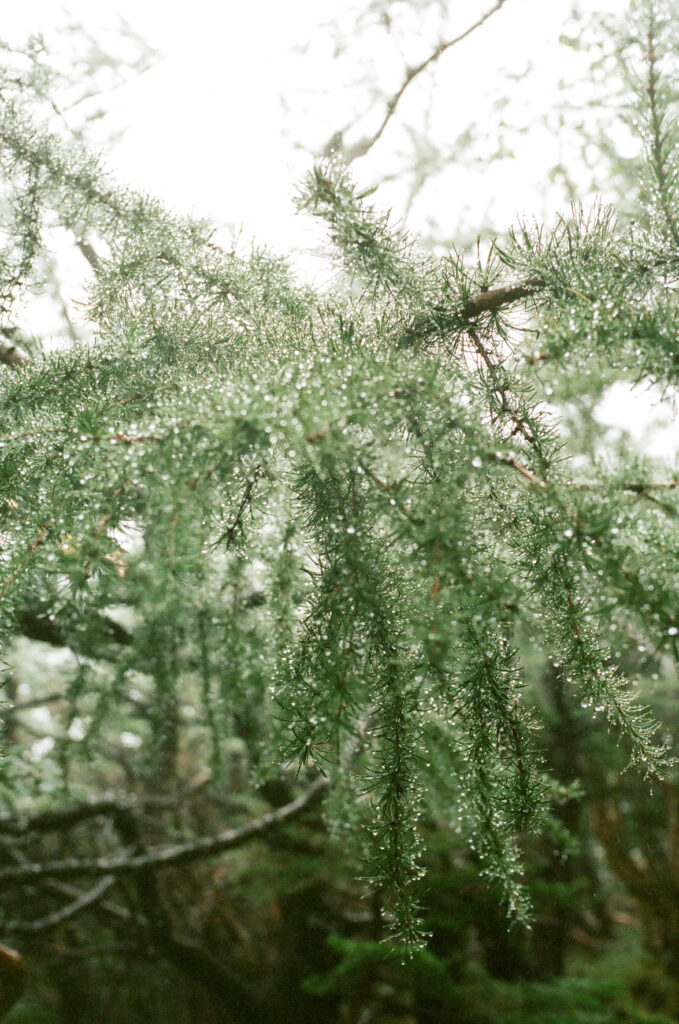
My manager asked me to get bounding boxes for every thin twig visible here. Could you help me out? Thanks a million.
[0,521,52,600]
[463,276,544,316]
[213,465,265,548]
[337,0,509,162]
[495,455,546,488]
[5,876,116,934]
[400,275,545,349]
[564,479,679,518]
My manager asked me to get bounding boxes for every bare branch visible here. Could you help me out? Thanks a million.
[5,876,116,934]
[49,881,133,923]
[335,0,510,163]
[76,238,102,272]
[5,842,135,925]
[0,773,211,836]
[110,803,258,1019]
[0,777,328,882]
[463,276,544,316]
[0,793,177,836]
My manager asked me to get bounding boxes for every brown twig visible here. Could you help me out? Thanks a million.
[496,455,546,488]
[463,276,544,316]
[400,275,545,350]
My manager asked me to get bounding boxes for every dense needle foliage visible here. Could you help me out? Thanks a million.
[0,1,678,960]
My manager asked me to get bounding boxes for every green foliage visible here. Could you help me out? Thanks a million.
[1,0,679,962]
[303,934,678,1024]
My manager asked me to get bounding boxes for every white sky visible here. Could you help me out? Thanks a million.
[10,0,675,453]
[5,0,626,256]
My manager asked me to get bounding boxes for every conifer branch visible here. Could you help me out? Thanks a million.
[564,479,679,517]
[359,462,422,524]
[213,464,265,548]
[400,276,545,349]
[495,455,547,488]
[645,10,679,249]
[2,15,679,960]
[0,521,52,599]
[14,602,134,651]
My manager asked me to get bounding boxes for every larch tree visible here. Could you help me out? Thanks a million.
[0,0,678,1018]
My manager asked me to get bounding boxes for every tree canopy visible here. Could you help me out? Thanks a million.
[1,2,679,1021]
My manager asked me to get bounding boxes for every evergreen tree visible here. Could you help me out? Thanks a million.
[0,1,678,1007]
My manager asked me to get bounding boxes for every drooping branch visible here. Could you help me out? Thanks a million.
[332,0,510,163]
[0,777,328,883]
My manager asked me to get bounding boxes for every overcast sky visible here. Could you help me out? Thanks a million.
[4,0,675,454]
[5,0,625,252]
